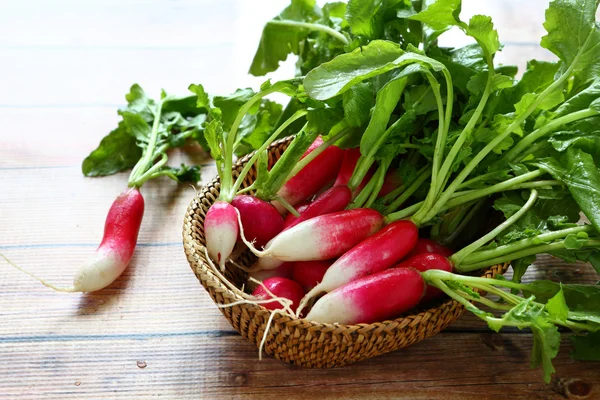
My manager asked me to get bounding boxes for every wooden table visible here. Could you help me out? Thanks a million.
[1,1,598,398]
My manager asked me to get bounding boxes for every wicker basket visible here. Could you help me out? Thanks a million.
[182,136,509,368]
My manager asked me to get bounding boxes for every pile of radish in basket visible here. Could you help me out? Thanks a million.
[198,0,600,382]
[3,0,600,383]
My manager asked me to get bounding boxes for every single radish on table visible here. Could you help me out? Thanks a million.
[243,209,385,266]
[306,267,425,324]
[252,277,305,312]
[1,86,208,292]
[291,260,333,292]
[297,219,418,312]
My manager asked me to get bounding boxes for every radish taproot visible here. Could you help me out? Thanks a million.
[231,195,283,248]
[243,208,385,266]
[305,267,425,324]
[252,277,305,311]
[272,136,344,213]
[297,219,418,312]
[291,260,333,292]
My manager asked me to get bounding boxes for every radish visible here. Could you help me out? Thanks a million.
[284,185,352,231]
[282,202,310,230]
[201,92,309,268]
[395,253,453,302]
[252,277,305,312]
[291,260,333,292]
[204,201,240,270]
[243,209,384,266]
[379,168,403,197]
[2,188,144,292]
[247,263,293,290]
[273,136,344,212]
[334,148,374,196]
[408,238,453,258]
[231,195,283,248]
[305,267,425,324]
[298,219,418,311]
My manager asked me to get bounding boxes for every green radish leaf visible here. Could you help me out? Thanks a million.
[342,82,375,127]
[571,332,600,361]
[158,164,202,184]
[249,0,320,76]
[430,44,486,95]
[555,80,600,116]
[304,40,406,100]
[213,88,256,131]
[235,99,284,157]
[535,149,600,234]
[83,84,208,178]
[82,124,142,177]
[346,0,384,38]
[408,0,461,31]
[540,0,600,84]
[546,286,569,321]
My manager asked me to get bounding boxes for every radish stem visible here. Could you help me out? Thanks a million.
[268,20,349,45]
[451,189,538,265]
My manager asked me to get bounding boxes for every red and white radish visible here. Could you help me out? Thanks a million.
[244,209,384,265]
[395,253,453,302]
[298,219,418,311]
[305,267,425,324]
[284,185,352,231]
[204,201,239,270]
[252,277,305,312]
[273,136,344,212]
[2,188,145,292]
[291,260,333,292]
[407,238,453,258]
[334,148,374,196]
[231,195,283,248]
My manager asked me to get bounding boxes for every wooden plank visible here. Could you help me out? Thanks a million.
[0,333,597,399]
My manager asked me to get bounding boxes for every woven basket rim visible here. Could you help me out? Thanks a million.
[182,136,508,330]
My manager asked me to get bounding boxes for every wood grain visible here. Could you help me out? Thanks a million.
[0,0,599,399]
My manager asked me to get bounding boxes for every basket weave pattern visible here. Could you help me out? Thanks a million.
[182,136,508,368]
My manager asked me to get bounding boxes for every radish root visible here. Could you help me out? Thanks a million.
[196,243,254,300]
[196,240,298,362]
[296,284,323,318]
[234,208,270,257]
[0,251,76,293]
